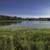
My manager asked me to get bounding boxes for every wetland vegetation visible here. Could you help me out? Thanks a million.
[0,27,50,50]
[0,15,50,50]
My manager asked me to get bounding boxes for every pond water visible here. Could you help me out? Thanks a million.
[0,21,50,28]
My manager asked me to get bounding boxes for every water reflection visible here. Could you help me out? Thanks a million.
[0,21,50,28]
[16,21,50,28]
[0,21,22,26]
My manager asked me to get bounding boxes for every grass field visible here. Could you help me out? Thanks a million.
[0,27,50,50]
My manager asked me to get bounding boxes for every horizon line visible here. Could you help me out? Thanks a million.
[0,15,50,18]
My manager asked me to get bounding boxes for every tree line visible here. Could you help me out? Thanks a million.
[0,15,50,21]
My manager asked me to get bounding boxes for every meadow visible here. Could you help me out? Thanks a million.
[0,27,50,50]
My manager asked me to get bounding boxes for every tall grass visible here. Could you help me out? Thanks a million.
[0,27,50,50]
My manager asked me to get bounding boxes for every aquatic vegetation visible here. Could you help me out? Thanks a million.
[0,27,50,50]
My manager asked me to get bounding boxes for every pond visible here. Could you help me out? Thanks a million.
[0,21,50,28]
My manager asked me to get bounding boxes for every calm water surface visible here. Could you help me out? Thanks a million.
[1,21,50,28]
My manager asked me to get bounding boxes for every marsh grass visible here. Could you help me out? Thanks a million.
[0,27,50,50]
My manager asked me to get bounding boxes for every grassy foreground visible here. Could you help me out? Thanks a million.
[0,27,50,50]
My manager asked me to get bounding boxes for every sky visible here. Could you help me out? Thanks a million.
[0,0,50,18]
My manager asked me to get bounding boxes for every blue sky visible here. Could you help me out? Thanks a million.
[0,0,50,18]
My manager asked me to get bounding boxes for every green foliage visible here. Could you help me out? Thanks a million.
[0,15,23,23]
[0,15,50,22]
[0,27,50,50]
